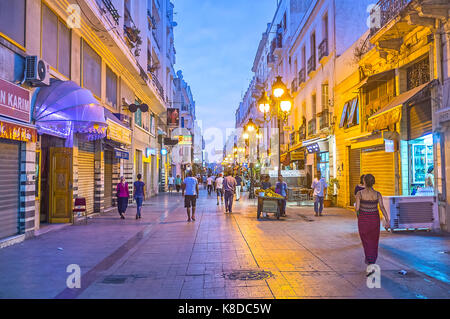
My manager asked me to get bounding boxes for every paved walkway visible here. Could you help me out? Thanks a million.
[0,190,449,299]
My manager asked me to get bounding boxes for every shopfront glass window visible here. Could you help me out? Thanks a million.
[409,134,434,195]
[0,0,26,48]
[318,152,329,182]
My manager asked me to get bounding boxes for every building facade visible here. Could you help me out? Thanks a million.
[0,0,186,246]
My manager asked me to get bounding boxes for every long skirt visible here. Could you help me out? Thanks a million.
[117,197,129,215]
[358,212,380,264]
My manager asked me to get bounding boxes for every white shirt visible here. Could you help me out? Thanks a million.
[168,176,175,185]
[207,177,213,185]
[215,177,224,189]
[312,178,327,197]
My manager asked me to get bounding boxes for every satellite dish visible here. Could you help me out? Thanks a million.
[139,104,149,112]
[128,104,138,113]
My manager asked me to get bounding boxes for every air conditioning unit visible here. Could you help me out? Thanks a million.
[383,196,440,232]
[25,56,50,86]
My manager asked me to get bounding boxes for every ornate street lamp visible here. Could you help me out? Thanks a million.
[257,76,293,176]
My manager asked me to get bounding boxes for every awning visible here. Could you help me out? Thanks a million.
[33,80,107,139]
[367,81,432,131]
[357,70,395,90]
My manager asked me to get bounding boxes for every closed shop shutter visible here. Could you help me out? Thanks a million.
[104,150,113,209]
[0,141,19,239]
[361,149,395,197]
[408,100,432,140]
[349,148,361,206]
[78,141,95,215]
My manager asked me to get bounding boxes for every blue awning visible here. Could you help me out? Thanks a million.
[33,80,107,139]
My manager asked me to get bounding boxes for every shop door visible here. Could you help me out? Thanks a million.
[349,148,361,206]
[144,162,150,197]
[0,141,20,239]
[104,150,113,209]
[78,141,95,215]
[361,150,395,197]
[49,148,73,223]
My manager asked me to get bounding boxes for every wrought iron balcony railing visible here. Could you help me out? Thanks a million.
[147,10,157,30]
[318,38,328,61]
[298,68,306,84]
[308,118,316,136]
[99,0,120,24]
[150,72,164,101]
[307,55,316,74]
[370,0,412,34]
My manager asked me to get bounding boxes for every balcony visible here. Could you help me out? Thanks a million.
[319,109,329,130]
[267,54,276,67]
[147,10,157,30]
[149,72,164,101]
[370,0,412,34]
[308,118,316,136]
[298,68,306,85]
[96,0,119,24]
[291,77,298,94]
[307,56,316,74]
[318,38,328,62]
[270,33,283,56]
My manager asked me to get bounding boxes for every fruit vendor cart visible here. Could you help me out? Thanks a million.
[256,189,284,220]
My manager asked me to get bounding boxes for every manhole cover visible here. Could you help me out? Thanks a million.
[101,275,128,284]
[223,270,273,281]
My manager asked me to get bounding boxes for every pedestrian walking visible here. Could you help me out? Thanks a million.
[275,175,288,217]
[116,176,129,219]
[312,171,327,217]
[182,171,199,222]
[355,174,390,268]
[175,175,182,193]
[215,173,224,205]
[235,174,242,201]
[207,175,214,196]
[168,174,175,193]
[223,171,237,213]
[355,175,366,195]
[133,174,146,219]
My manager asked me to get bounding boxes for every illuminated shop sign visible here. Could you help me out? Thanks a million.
[0,78,31,122]
[306,143,320,153]
[0,120,37,142]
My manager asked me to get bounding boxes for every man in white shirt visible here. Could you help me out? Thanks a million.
[215,173,224,205]
[168,175,175,193]
[206,175,214,196]
[312,171,328,217]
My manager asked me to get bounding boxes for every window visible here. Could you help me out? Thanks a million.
[322,13,328,40]
[106,65,117,108]
[339,98,359,128]
[181,117,185,128]
[406,57,430,91]
[42,4,71,78]
[150,113,156,135]
[312,93,317,117]
[82,40,101,98]
[0,0,26,48]
[310,32,316,59]
[135,109,142,127]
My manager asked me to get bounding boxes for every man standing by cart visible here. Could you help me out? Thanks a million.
[223,170,237,213]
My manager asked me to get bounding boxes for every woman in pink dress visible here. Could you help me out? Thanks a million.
[117,176,129,219]
[355,174,390,268]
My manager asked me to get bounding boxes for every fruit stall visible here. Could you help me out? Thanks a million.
[255,188,285,220]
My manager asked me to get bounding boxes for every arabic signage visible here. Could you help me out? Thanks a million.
[106,119,132,145]
[269,170,305,178]
[0,120,37,142]
[0,78,30,122]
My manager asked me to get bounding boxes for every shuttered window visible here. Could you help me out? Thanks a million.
[361,149,395,197]
[77,141,95,215]
[0,141,19,239]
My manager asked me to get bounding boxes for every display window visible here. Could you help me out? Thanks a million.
[408,134,434,195]
[318,152,330,182]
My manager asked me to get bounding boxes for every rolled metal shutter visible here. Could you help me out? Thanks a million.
[349,148,361,206]
[78,141,95,215]
[0,141,19,239]
[408,100,432,140]
[361,150,395,197]
[104,150,113,209]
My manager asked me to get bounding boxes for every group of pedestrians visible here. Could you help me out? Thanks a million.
[116,174,146,220]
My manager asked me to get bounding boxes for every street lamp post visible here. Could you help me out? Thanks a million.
[257,76,293,177]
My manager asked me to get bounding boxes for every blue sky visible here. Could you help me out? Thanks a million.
[173,0,276,161]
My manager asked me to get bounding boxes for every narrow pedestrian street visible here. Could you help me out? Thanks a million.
[0,189,448,299]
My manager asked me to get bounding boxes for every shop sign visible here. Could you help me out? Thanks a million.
[269,170,305,178]
[385,139,395,153]
[114,149,129,160]
[0,120,37,142]
[306,143,320,153]
[290,150,305,161]
[106,119,131,145]
[146,148,156,157]
[0,78,30,122]
[178,135,192,145]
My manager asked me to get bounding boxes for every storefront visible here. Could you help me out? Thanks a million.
[33,80,107,224]
[0,77,36,240]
